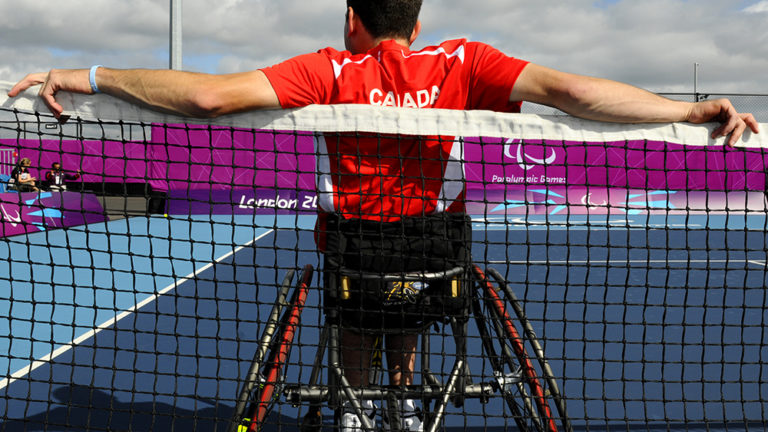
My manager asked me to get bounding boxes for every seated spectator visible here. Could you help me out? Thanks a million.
[9,158,39,192]
[45,162,81,191]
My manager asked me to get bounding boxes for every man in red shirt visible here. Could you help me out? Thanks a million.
[255,6,536,429]
[261,39,528,221]
[8,1,760,430]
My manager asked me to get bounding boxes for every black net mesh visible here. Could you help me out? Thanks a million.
[0,87,767,431]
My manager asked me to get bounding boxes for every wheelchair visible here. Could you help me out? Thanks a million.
[228,258,572,432]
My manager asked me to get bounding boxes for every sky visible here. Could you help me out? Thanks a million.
[1,0,767,98]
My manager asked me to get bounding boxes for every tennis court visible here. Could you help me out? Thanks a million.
[0,213,312,430]
[1,210,766,430]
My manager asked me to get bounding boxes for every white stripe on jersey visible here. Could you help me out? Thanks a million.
[435,138,465,213]
[332,55,375,78]
[402,45,465,63]
[314,135,335,212]
[332,45,465,79]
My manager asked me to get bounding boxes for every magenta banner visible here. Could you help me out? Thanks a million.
[155,128,768,194]
[463,137,767,192]
[464,187,766,216]
[149,125,316,192]
[1,139,150,186]
[165,187,766,216]
[4,126,766,217]
[0,191,108,238]
[166,188,319,215]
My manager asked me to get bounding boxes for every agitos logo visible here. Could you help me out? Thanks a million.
[0,203,21,226]
[503,138,557,170]
[0,192,64,234]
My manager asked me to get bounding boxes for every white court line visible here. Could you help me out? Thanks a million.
[479,224,707,231]
[0,228,275,391]
[488,259,768,267]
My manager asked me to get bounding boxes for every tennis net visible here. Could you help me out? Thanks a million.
[0,80,767,431]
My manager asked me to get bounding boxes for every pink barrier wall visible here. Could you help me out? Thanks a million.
[4,126,766,214]
[0,191,107,238]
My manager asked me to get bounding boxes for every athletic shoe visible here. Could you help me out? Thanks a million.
[382,399,423,432]
[339,400,376,432]
[401,409,423,432]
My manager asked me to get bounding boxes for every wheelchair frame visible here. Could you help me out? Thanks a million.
[229,263,572,432]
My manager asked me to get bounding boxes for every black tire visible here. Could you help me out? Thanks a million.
[486,267,572,432]
[472,265,569,432]
[230,265,313,432]
[470,294,532,431]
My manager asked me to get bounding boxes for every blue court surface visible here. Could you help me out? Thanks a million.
[0,213,767,431]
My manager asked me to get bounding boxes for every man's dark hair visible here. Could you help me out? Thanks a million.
[346,0,422,40]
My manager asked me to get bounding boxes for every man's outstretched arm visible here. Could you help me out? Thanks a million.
[510,63,760,146]
[7,67,281,118]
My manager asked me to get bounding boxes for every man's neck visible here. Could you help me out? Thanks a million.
[352,37,410,54]
[372,37,410,48]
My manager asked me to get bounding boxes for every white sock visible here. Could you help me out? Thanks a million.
[402,398,416,413]
[363,399,375,413]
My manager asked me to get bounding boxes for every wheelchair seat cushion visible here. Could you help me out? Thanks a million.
[322,212,472,331]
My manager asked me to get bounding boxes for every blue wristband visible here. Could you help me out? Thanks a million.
[89,65,102,93]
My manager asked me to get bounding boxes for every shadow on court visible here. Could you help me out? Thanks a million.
[1,384,231,431]
[1,384,330,431]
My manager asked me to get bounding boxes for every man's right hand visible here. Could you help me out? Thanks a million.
[8,69,93,119]
[8,68,282,118]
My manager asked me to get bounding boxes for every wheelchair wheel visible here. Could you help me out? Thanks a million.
[472,265,570,432]
[230,265,314,432]
[486,267,572,432]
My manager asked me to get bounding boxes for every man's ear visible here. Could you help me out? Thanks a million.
[409,20,422,45]
[346,7,358,36]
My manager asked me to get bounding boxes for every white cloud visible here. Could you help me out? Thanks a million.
[418,0,768,94]
[744,1,768,13]
[1,0,766,99]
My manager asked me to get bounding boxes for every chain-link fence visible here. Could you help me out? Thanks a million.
[665,93,768,122]
[525,92,768,122]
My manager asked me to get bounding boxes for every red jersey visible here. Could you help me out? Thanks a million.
[261,39,528,221]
